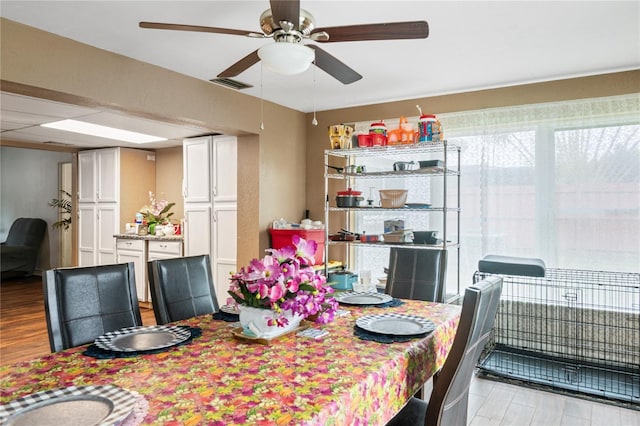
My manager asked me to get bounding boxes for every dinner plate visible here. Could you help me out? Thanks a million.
[94,325,191,352]
[0,385,136,426]
[333,292,393,305]
[356,313,436,336]
[220,305,239,315]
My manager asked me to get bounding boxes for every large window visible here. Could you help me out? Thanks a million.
[446,95,639,281]
[351,94,639,291]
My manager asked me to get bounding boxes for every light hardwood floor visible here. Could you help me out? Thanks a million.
[468,376,639,426]
[1,276,638,425]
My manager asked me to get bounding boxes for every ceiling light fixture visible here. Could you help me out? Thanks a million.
[41,119,167,143]
[257,42,315,76]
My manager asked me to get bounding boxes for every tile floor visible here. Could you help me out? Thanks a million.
[468,375,640,426]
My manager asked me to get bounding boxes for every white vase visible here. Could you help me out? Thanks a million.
[238,305,302,339]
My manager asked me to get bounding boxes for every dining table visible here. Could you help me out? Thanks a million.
[0,299,461,426]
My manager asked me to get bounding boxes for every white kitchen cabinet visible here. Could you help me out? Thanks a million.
[77,147,155,267]
[183,139,211,203]
[78,204,97,266]
[96,204,119,265]
[115,237,184,303]
[148,240,183,260]
[78,151,96,203]
[212,206,237,304]
[78,148,119,203]
[116,238,146,302]
[183,206,212,256]
[212,136,237,202]
[183,135,237,306]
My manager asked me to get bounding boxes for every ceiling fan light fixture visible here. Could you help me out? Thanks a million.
[258,42,314,75]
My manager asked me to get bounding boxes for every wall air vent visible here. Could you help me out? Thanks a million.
[209,78,253,90]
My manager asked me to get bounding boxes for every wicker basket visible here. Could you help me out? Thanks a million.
[379,189,408,208]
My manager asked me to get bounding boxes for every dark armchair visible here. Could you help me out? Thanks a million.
[1,218,47,279]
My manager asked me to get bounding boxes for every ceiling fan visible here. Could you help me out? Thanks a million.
[139,0,429,85]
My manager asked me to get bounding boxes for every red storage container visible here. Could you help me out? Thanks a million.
[269,228,325,265]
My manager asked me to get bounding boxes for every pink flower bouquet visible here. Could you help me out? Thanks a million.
[228,236,337,327]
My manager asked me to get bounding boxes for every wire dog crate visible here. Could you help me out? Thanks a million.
[475,267,640,408]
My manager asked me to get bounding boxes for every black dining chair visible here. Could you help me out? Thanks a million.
[43,262,143,352]
[386,275,503,426]
[147,254,219,325]
[385,248,448,302]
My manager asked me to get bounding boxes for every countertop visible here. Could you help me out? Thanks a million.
[114,234,184,242]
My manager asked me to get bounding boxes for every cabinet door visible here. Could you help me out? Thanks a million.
[97,204,119,265]
[78,204,96,266]
[97,148,119,203]
[116,240,147,302]
[183,138,211,203]
[184,206,211,256]
[212,136,237,203]
[213,206,237,305]
[78,151,96,203]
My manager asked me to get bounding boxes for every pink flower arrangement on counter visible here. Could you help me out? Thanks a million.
[138,191,175,225]
[228,236,338,327]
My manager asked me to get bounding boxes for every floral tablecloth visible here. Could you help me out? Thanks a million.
[0,300,460,426]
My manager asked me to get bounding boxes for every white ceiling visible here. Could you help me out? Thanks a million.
[1,1,639,149]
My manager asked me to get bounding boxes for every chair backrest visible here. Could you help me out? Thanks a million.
[426,275,503,426]
[4,218,47,248]
[147,254,219,325]
[43,262,142,352]
[385,248,447,302]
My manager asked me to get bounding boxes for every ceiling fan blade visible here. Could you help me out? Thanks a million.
[139,21,262,37]
[308,45,362,85]
[217,50,261,78]
[312,21,429,42]
[269,0,300,29]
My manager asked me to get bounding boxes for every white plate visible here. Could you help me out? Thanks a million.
[220,305,239,315]
[356,313,436,336]
[333,292,393,305]
[94,325,191,352]
[0,385,135,426]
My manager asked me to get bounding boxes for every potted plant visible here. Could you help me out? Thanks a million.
[48,190,72,230]
[138,191,175,235]
[228,236,337,338]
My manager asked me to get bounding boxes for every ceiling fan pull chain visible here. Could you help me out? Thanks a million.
[312,59,318,126]
[260,63,265,130]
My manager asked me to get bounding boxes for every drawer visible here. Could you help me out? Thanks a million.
[116,238,145,251]
[148,240,183,256]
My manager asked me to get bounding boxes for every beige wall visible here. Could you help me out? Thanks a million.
[119,148,156,232]
[154,146,184,223]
